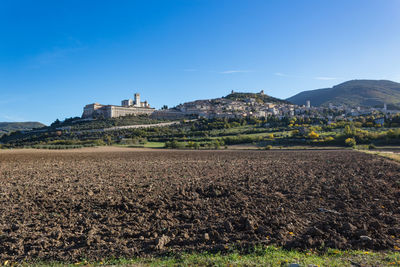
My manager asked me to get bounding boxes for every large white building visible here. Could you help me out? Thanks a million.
[82,93,155,118]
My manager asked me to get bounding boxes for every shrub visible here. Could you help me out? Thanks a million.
[185,141,200,149]
[194,142,200,150]
[186,141,195,149]
[94,139,106,146]
[105,136,112,145]
[213,140,221,149]
[387,129,400,139]
[324,136,335,142]
[165,140,183,149]
[308,131,320,139]
[345,137,356,147]
[265,145,272,150]
[368,143,377,150]
[291,129,299,136]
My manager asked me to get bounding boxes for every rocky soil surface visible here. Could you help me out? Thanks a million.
[0,149,399,262]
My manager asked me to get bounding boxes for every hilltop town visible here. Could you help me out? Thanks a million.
[81,90,400,126]
[2,84,400,149]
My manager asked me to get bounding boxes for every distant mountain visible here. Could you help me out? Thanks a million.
[286,80,400,109]
[0,122,45,136]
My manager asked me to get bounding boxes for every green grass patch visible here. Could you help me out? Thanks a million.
[27,144,90,150]
[143,142,165,148]
[15,246,400,266]
[113,142,165,149]
[361,150,400,163]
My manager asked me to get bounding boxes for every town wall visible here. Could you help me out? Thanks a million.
[110,106,155,117]
[151,110,187,120]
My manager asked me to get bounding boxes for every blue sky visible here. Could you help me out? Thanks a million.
[1,0,400,124]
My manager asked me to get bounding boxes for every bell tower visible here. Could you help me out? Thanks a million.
[134,93,141,107]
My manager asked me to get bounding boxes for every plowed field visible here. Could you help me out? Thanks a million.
[0,148,399,262]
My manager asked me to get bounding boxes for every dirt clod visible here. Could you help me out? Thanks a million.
[155,235,170,250]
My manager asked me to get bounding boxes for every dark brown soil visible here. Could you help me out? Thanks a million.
[0,149,399,262]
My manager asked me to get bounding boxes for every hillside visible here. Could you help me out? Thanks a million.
[0,122,45,136]
[286,80,400,108]
[48,115,170,131]
[224,91,290,104]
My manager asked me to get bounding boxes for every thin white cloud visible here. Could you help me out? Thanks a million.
[275,73,339,80]
[0,114,26,122]
[314,76,339,80]
[274,72,303,78]
[220,70,252,74]
[0,94,30,105]
[274,72,286,76]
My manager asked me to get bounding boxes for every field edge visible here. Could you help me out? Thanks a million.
[15,247,400,267]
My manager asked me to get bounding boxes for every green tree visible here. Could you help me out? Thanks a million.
[187,141,195,149]
[344,125,353,136]
[213,140,221,149]
[51,119,61,127]
[105,135,112,145]
[308,131,319,139]
[165,140,182,149]
[345,137,356,147]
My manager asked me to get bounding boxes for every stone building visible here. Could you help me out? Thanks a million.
[82,93,155,118]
